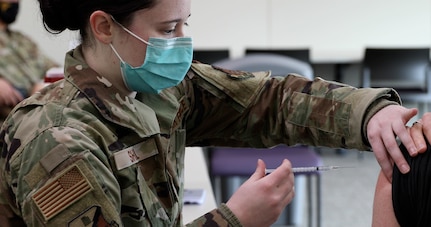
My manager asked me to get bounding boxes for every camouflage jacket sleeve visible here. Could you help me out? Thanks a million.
[185,204,243,227]
[184,63,400,151]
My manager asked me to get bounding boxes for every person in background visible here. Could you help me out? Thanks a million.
[0,0,427,226]
[0,0,57,124]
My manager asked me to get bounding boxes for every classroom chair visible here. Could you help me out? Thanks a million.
[362,48,431,116]
[209,145,322,227]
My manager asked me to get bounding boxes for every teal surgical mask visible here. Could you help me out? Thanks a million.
[110,18,193,94]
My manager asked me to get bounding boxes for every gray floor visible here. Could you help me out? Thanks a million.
[315,148,380,227]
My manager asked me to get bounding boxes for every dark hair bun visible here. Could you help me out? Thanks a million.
[38,0,84,33]
[37,0,156,35]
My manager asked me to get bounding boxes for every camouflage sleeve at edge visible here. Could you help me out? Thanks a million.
[361,99,400,148]
[185,204,243,227]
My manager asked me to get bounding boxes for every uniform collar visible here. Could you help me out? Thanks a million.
[63,46,161,137]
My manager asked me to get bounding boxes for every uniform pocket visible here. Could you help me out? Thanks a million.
[287,92,351,136]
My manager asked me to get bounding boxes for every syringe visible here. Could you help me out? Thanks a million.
[265,166,350,174]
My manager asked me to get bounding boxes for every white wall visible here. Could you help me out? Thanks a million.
[12,0,431,65]
[189,0,431,61]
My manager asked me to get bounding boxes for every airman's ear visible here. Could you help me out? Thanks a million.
[89,10,114,44]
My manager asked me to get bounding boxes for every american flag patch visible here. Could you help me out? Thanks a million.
[32,164,93,221]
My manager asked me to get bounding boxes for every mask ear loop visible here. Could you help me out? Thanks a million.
[109,43,135,92]
[109,43,125,63]
[110,15,153,46]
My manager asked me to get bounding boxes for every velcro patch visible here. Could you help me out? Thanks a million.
[211,66,256,80]
[32,164,93,221]
[190,63,269,110]
[68,206,112,227]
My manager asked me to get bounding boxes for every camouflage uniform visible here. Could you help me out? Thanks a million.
[0,46,400,226]
[0,29,58,122]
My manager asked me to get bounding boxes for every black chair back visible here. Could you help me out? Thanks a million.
[362,48,430,92]
[193,49,230,64]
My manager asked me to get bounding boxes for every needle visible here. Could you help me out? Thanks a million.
[265,166,353,174]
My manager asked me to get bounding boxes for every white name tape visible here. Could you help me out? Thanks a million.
[113,141,158,171]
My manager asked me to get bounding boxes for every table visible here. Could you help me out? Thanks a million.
[183,147,217,223]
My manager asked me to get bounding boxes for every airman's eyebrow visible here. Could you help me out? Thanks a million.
[161,14,191,24]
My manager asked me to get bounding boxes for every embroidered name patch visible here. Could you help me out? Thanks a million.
[113,141,158,171]
[32,164,93,221]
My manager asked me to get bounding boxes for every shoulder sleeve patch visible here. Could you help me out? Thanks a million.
[32,164,93,221]
[190,63,270,108]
